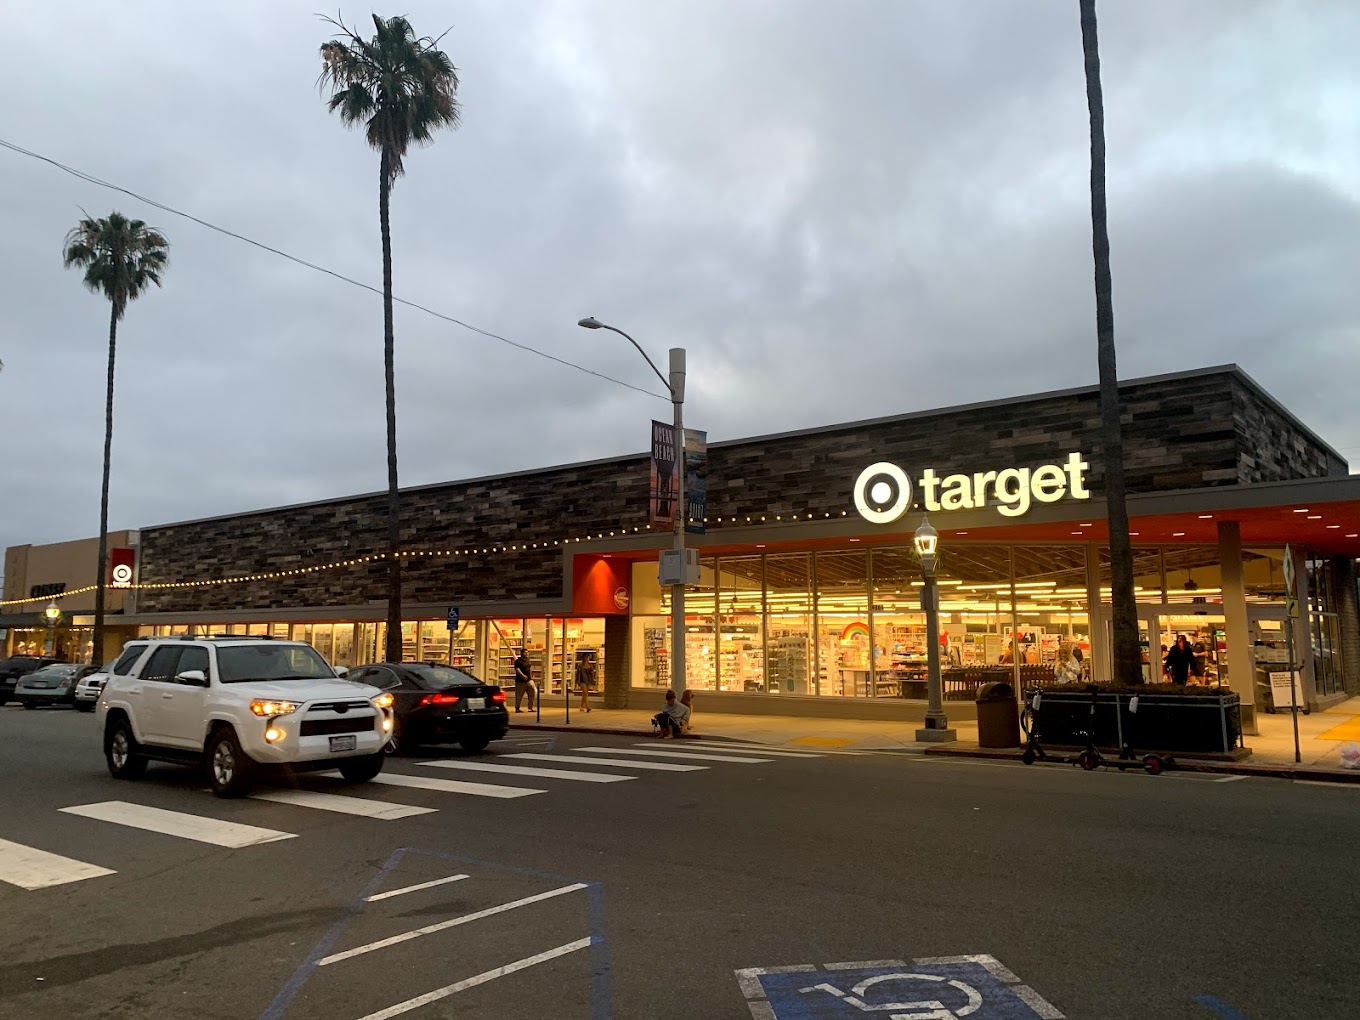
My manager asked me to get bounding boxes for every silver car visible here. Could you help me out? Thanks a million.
[15,663,95,709]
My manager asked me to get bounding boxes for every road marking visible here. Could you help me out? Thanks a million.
[418,760,634,783]
[354,937,593,1020]
[323,771,544,799]
[635,743,823,758]
[1194,994,1253,1019]
[576,746,773,764]
[365,874,469,903]
[321,882,588,966]
[1213,775,1248,784]
[707,742,864,756]
[59,801,295,848]
[250,789,436,819]
[506,753,705,772]
[1295,779,1360,789]
[0,838,117,890]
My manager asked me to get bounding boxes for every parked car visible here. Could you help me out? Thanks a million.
[74,641,152,713]
[349,662,508,754]
[0,655,61,705]
[99,635,393,797]
[15,663,98,709]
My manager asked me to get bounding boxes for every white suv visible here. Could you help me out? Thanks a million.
[98,636,393,797]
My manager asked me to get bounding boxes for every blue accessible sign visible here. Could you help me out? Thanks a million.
[736,955,1063,1020]
[445,607,460,631]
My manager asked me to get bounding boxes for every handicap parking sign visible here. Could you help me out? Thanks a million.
[736,955,1063,1020]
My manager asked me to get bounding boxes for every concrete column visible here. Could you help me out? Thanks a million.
[1332,557,1360,696]
[1289,547,1318,708]
[603,615,630,709]
[1217,520,1257,734]
[1086,547,1109,682]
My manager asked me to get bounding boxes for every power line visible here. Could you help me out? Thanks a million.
[0,137,667,401]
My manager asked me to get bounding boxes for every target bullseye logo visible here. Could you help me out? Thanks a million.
[853,462,913,524]
[111,564,133,586]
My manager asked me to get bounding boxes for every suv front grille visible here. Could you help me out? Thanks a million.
[310,700,370,713]
[301,715,377,736]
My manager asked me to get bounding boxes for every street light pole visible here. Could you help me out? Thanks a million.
[44,600,61,658]
[913,518,956,742]
[578,317,689,695]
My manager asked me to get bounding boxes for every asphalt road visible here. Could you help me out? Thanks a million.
[0,705,1356,1020]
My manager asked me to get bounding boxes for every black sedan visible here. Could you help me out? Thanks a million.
[0,655,61,705]
[348,662,509,754]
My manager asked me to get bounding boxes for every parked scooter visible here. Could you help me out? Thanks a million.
[1021,684,1172,775]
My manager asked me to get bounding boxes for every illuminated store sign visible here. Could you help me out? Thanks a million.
[854,453,1090,523]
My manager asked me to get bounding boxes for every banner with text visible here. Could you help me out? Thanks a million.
[650,420,678,529]
[685,429,707,534]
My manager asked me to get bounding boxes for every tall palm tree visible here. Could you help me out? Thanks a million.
[319,13,461,662]
[62,212,169,665]
[1079,0,1140,685]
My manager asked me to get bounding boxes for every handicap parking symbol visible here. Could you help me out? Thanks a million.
[736,955,1063,1020]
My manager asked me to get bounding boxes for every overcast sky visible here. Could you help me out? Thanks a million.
[2,0,1359,562]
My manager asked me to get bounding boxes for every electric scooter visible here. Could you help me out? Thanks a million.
[1022,684,1172,775]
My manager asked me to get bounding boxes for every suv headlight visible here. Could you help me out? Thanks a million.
[372,692,395,709]
[250,699,301,717]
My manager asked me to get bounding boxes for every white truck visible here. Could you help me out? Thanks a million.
[97,635,393,797]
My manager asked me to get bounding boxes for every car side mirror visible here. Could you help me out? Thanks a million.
[334,666,350,678]
[176,669,208,687]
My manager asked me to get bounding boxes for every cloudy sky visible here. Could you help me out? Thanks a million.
[2,0,1358,561]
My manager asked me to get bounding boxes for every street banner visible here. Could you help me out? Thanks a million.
[650,420,678,529]
[685,429,707,535]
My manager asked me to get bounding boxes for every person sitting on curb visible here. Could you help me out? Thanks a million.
[651,689,690,738]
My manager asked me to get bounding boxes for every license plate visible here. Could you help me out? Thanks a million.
[329,735,357,752]
[465,697,485,711]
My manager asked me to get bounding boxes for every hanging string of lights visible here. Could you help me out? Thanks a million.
[0,510,858,608]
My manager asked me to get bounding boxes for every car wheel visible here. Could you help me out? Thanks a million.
[337,753,384,783]
[20,699,37,710]
[206,728,255,798]
[105,717,148,780]
[459,737,491,754]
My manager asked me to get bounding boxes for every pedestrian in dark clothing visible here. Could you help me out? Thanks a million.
[1164,634,1196,685]
[513,648,535,712]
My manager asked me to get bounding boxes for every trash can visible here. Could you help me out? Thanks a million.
[976,681,1020,748]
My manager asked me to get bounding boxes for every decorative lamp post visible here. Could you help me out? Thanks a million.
[44,600,62,658]
[579,316,689,696]
[913,517,956,742]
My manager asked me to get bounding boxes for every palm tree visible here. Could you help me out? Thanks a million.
[319,13,461,662]
[1078,0,1140,685]
[62,212,169,665]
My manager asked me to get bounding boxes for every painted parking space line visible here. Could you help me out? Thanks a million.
[320,882,588,966]
[60,801,295,848]
[1213,775,1249,784]
[354,937,594,1020]
[324,771,545,799]
[0,837,117,890]
[506,753,705,772]
[251,789,437,819]
[418,760,635,783]
[637,743,823,758]
[365,874,469,903]
[738,953,1064,1019]
[576,746,774,764]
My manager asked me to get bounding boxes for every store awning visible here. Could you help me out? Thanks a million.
[0,613,44,629]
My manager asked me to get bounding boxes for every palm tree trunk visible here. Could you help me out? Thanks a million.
[1080,0,1140,684]
[92,301,118,666]
[379,148,403,663]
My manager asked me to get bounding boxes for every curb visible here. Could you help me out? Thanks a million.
[921,745,1360,783]
[509,722,702,740]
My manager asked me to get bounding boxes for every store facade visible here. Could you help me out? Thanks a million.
[5,365,1359,729]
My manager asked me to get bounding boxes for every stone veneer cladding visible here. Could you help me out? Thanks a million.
[136,367,1344,615]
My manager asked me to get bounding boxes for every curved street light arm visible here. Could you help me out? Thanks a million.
[581,318,672,397]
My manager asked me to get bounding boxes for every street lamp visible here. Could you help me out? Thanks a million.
[913,517,956,742]
[44,600,62,658]
[578,317,689,695]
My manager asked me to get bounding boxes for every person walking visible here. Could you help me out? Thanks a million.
[575,655,596,713]
[513,647,535,712]
[1163,634,1195,685]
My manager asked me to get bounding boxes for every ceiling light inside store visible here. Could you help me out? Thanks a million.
[1080,523,1093,528]
[1308,515,1322,520]
[1173,532,1185,537]
[1348,534,1358,538]
[1199,515,1213,519]
[1328,525,1340,530]
[1294,508,1310,513]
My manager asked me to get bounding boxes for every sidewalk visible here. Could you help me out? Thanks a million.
[509,696,1360,781]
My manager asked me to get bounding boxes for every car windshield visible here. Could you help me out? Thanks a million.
[217,644,337,683]
[405,664,480,689]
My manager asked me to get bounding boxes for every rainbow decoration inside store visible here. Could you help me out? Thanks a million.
[840,621,870,644]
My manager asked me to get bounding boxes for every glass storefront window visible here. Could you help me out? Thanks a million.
[717,557,763,692]
[332,624,356,668]
[658,557,718,691]
[815,550,868,696]
[419,621,449,665]
[765,554,813,696]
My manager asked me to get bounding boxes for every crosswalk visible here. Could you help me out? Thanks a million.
[0,740,827,893]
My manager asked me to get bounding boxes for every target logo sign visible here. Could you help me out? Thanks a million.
[853,462,914,525]
[109,548,136,588]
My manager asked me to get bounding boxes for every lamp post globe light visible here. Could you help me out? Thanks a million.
[578,317,690,697]
[913,517,957,742]
[44,600,62,658]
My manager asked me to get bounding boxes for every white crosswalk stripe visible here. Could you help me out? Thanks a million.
[60,801,295,848]
[0,838,116,890]
[576,746,774,764]
[345,771,545,799]
[700,742,861,755]
[417,760,635,783]
[632,742,823,758]
[505,753,705,772]
[250,789,437,819]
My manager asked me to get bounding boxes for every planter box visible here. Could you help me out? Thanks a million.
[1024,686,1244,756]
